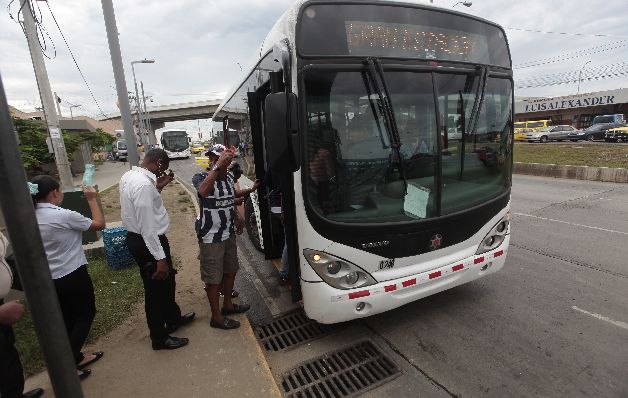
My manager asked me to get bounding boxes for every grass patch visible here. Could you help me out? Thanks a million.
[514,143,628,168]
[13,255,144,376]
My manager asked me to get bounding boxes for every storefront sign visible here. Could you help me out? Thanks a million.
[515,88,628,114]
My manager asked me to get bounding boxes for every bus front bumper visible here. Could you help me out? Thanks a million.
[302,237,509,324]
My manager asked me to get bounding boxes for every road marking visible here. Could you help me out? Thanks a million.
[572,306,628,331]
[513,213,628,235]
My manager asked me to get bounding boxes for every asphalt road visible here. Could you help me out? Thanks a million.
[171,157,628,398]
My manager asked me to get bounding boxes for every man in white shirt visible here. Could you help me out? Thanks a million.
[120,149,195,350]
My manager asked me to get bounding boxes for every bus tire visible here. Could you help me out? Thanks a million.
[245,197,263,253]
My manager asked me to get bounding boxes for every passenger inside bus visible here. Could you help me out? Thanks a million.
[339,114,391,210]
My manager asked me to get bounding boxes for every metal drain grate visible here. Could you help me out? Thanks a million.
[255,310,335,351]
[280,340,400,398]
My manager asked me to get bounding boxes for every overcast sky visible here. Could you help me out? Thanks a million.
[1,0,627,132]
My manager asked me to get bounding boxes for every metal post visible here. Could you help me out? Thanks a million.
[0,74,83,398]
[130,62,146,146]
[100,0,139,166]
[21,0,74,188]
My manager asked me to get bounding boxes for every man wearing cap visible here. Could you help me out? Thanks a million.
[192,145,260,329]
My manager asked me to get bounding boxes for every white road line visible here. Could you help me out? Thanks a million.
[572,306,628,331]
[513,213,628,235]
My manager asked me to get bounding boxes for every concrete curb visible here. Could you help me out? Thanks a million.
[514,162,628,183]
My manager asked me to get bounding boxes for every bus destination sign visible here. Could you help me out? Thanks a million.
[345,21,489,63]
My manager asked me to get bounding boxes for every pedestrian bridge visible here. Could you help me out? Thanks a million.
[99,99,247,130]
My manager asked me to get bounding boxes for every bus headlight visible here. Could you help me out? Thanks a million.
[476,212,510,255]
[303,249,377,290]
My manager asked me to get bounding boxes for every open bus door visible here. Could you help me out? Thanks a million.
[246,77,302,302]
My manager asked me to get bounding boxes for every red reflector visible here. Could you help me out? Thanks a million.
[402,279,416,287]
[384,284,397,292]
[429,61,438,66]
[452,264,464,272]
[348,290,370,300]
[429,271,441,279]
[494,250,504,257]
[474,256,485,264]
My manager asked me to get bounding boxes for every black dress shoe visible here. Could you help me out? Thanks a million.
[152,336,189,350]
[165,312,196,334]
[23,388,44,398]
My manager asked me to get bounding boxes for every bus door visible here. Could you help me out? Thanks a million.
[246,87,284,260]
[251,73,302,302]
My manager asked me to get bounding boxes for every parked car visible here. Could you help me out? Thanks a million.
[525,125,577,143]
[514,128,531,142]
[568,122,623,141]
[113,140,128,161]
[605,126,628,142]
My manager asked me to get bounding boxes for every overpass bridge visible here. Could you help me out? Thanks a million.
[100,99,247,131]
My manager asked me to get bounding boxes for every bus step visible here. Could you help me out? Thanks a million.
[280,339,401,398]
[255,310,335,352]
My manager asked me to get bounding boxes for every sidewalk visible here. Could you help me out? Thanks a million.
[24,174,280,397]
[73,160,131,192]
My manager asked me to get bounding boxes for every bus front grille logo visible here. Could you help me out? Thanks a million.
[361,240,389,249]
[429,234,443,250]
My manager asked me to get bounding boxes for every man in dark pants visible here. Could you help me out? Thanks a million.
[0,231,44,398]
[120,149,195,350]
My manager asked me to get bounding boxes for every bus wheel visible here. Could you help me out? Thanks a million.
[245,197,263,252]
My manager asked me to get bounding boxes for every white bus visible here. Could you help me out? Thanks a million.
[160,129,191,159]
[214,0,514,324]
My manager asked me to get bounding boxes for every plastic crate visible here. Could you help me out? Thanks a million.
[103,227,136,270]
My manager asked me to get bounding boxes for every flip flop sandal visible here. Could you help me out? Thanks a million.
[221,303,250,316]
[78,351,104,370]
[78,368,92,381]
[210,317,240,330]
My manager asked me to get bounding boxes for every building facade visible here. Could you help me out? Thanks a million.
[515,88,628,129]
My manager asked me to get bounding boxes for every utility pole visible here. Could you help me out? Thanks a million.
[21,0,74,188]
[100,0,139,166]
[141,82,155,146]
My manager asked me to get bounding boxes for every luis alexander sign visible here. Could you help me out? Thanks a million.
[515,88,628,114]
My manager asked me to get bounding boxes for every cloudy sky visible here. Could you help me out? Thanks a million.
[1,0,627,133]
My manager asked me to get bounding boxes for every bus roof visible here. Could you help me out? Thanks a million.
[213,0,508,121]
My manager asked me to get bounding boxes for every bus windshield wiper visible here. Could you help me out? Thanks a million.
[459,66,489,180]
[364,57,408,194]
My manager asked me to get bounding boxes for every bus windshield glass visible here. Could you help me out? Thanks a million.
[304,69,512,223]
[161,131,189,152]
[298,3,510,67]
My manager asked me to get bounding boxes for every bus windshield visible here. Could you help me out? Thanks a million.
[304,69,512,223]
[161,131,189,152]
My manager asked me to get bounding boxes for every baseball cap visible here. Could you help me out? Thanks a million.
[205,144,226,157]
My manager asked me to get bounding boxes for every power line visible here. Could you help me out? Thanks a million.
[515,61,628,89]
[506,27,628,39]
[8,0,57,59]
[514,40,628,69]
[44,1,108,118]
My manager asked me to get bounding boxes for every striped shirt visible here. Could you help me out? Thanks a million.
[193,171,236,243]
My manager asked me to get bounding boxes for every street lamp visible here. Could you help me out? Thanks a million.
[68,104,81,120]
[577,60,591,95]
[131,59,155,147]
[453,1,473,7]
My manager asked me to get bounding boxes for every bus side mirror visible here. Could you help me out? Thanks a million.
[264,92,299,172]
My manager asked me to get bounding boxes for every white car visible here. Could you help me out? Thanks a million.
[525,125,577,143]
